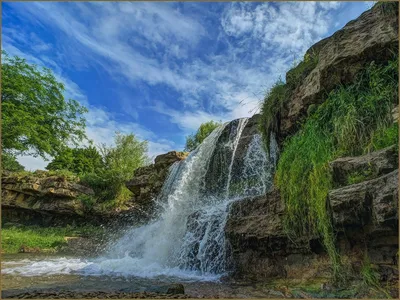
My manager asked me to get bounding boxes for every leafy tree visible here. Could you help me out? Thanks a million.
[46,146,103,174]
[184,121,221,151]
[81,133,150,207]
[100,132,150,180]
[1,152,24,172]
[1,51,87,159]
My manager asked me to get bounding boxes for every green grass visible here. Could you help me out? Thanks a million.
[1,225,104,254]
[259,79,289,148]
[286,49,319,90]
[273,57,398,282]
[346,168,375,185]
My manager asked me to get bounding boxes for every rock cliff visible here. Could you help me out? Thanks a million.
[280,2,398,139]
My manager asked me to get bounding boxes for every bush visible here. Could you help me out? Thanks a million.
[185,121,221,152]
[46,146,103,175]
[80,133,149,209]
[275,57,398,281]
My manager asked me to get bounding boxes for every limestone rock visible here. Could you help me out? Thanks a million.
[330,145,398,187]
[126,151,189,206]
[1,173,94,216]
[329,170,398,228]
[280,2,398,137]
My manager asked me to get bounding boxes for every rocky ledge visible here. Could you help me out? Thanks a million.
[279,2,398,139]
[225,145,398,287]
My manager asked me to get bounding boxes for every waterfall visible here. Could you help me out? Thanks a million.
[2,117,278,280]
[99,117,277,277]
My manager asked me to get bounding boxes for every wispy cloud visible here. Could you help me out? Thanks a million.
[3,1,370,170]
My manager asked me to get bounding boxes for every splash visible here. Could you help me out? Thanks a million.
[2,117,278,280]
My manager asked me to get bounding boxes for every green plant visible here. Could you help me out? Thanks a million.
[259,79,288,148]
[185,121,221,152]
[286,49,319,89]
[1,152,24,171]
[1,51,87,159]
[361,255,380,288]
[46,146,103,175]
[346,168,375,185]
[275,57,398,281]
[1,224,104,253]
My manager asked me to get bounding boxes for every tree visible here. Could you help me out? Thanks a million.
[100,132,150,180]
[1,152,24,172]
[46,146,103,174]
[184,121,221,151]
[1,51,88,159]
[80,133,150,205]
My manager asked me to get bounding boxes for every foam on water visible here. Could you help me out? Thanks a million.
[2,118,278,281]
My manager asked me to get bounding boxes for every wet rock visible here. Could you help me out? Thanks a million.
[166,284,185,295]
[125,151,188,206]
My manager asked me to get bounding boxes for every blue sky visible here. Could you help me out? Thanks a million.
[2,1,373,170]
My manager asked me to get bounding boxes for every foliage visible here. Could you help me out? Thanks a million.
[46,146,103,174]
[361,255,380,288]
[80,133,149,208]
[1,152,24,172]
[275,57,398,281]
[365,123,399,153]
[1,224,104,254]
[100,132,150,180]
[259,79,288,148]
[1,51,88,159]
[185,121,221,151]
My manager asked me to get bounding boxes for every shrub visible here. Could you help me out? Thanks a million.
[185,121,221,152]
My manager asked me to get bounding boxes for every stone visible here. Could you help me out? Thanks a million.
[329,170,398,228]
[330,145,398,187]
[166,284,185,295]
[280,2,398,137]
[125,151,188,206]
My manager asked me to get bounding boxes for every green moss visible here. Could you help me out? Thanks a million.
[275,57,398,281]
[347,167,375,185]
[1,224,104,254]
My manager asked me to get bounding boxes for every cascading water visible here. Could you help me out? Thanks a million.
[2,117,278,281]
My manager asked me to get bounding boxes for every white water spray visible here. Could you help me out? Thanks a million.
[2,117,278,280]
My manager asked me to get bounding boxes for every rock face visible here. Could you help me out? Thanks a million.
[1,173,95,225]
[330,145,398,187]
[126,151,189,206]
[226,190,330,280]
[279,2,398,138]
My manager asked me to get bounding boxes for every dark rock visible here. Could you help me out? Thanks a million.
[330,145,398,187]
[125,151,188,205]
[166,284,185,295]
[329,170,398,228]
